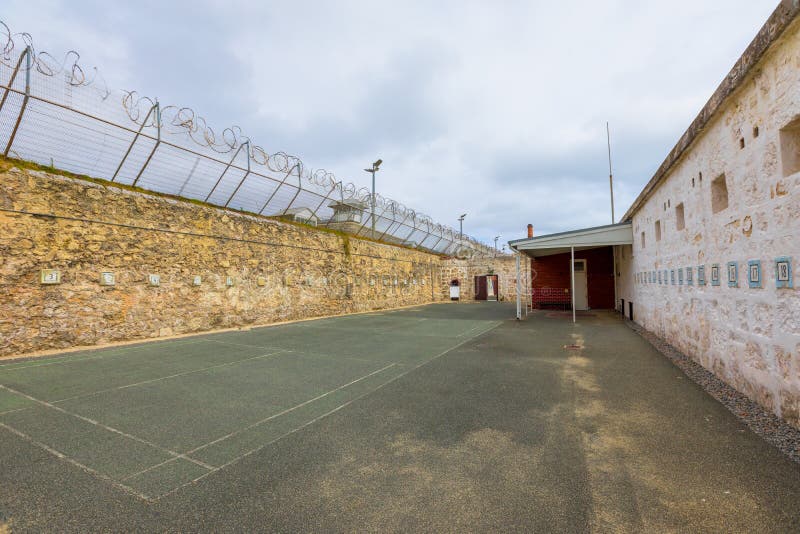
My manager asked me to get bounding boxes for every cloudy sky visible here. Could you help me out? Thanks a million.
[1,0,778,245]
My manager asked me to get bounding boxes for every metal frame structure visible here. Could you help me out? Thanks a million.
[0,23,495,258]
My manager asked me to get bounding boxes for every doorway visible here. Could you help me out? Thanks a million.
[474,275,499,301]
[573,259,588,310]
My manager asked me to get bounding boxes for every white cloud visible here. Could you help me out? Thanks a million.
[1,0,779,243]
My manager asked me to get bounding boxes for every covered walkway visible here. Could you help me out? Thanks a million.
[509,222,633,322]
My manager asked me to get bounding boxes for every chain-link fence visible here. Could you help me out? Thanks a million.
[0,23,493,257]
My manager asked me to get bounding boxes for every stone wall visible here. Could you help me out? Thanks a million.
[440,255,527,302]
[617,16,800,428]
[0,164,443,357]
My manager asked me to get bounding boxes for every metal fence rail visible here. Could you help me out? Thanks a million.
[0,22,492,257]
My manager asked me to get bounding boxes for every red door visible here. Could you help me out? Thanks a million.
[474,276,487,300]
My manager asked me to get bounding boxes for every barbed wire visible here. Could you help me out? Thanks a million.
[0,21,493,257]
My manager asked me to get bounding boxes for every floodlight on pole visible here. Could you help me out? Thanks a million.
[363,159,382,236]
[458,213,466,240]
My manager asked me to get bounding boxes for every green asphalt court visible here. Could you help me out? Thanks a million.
[1,303,799,532]
[0,305,502,502]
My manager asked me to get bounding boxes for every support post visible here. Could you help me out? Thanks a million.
[308,180,340,222]
[281,173,303,215]
[205,140,249,203]
[112,102,158,182]
[3,46,32,157]
[224,141,251,208]
[177,157,200,197]
[571,246,576,324]
[429,233,445,252]
[131,102,161,187]
[612,246,618,313]
[0,46,29,116]
[515,251,522,320]
[258,162,300,215]
[378,211,409,241]
[355,201,389,238]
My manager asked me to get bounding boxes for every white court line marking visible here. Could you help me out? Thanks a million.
[0,385,216,472]
[51,350,289,404]
[295,322,464,339]
[0,339,206,371]
[0,406,33,417]
[184,362,399,455]
[122,362,399,482]
[211,341,395,366]
[458,322,495,338]
[293,350,407,367]
[155,321,503,501]
[204,339,284,351]
[0,422,154,502]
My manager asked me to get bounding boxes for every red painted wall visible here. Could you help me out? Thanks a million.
[531,247,615,309]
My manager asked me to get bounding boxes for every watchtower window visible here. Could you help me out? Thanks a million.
[711,174,729,214]
[780,116,800,177]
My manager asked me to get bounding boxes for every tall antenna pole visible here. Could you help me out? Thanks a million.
[607,121,615,224]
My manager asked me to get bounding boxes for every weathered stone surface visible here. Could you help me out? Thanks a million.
[0,168,445,356]
[440,255,526,302]
[617,13,800,429]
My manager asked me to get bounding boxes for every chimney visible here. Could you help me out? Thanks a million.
[527,224,533,238]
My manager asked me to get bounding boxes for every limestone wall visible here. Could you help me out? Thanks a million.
[617,17,800,428]
[440,255,527,302]
[0,165,443,357]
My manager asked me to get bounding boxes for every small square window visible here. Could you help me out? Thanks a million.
[658,270,662,284]
[675,203,685,231]
[698,265,706,286]
[711,174,729,213]
[748,260,761,289]
[711,264,720,286]
[678,268,684,285]
[727,261,738,288]
[670,270,675,285]
[779,116,800,177]
[655,220,662,241]
[686,266,693,285]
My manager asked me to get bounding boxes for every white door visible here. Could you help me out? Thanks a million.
[573,260,588,310]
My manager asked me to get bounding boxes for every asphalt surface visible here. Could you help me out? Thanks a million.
[1,303,799,532]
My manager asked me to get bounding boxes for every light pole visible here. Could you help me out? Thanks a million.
[363,159,382,236]
[458,213,466,240]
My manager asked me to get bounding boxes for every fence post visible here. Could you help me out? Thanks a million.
[0,46,29,116]
[3,46,32,157]
[402,219,418,243]
[224,141,251,208]
[131,102,160,187]
[281,172,304,215]
[355,201,390,238]
[112,102,158,182]
[377,211,401,241]
[258,162,300,215]
[204,141,248,203]
[309,180,340,223]
[429,234,445,252]
[177,157,200,197]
